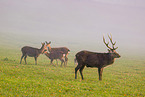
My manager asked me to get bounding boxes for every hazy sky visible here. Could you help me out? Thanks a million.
[93,0,145,8]
[0,0,145,55]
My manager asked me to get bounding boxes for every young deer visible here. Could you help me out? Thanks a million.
[75,34,121,81]
[20,43,47,65]
[45,41,70,65]
[43,50,66,66]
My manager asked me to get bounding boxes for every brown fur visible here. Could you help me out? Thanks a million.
[20,43,47,65]
[75,50,120,81]
[45,41,70,65]
[44,51,65,66]
[75,35,121,81]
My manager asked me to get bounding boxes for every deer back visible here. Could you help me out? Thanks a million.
[51,47,70,54]
[21,46,40,57]
[45,41,70,54]
[44,51,64,59]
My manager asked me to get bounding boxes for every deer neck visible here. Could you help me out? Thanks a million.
[39,44,45,54]
[47,45,52,52]
[108,53,115,64]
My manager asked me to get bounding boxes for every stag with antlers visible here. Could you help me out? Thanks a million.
[75,34,121,81]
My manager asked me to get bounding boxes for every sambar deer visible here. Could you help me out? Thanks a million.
[45,41,70,65]
[43,50,66,66]
[75,34,121,81]
[20,43,47,65]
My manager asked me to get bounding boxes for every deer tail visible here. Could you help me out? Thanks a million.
[68,49,70,54]
[74,58,78,66]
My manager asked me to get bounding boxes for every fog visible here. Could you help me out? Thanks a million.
[0,0,145,57]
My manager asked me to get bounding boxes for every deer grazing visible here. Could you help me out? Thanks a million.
[43,50,66,66]
[20,43,47,65]
[45,41,70,65]
[75,34,121,81]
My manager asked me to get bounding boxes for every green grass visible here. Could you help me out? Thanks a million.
[0,47,145,97]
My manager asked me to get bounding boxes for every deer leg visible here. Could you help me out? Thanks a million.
[98,67,104,81]
[50,59,53,65]
[60,59,62,67]
[79,65,85,80]
[65,56,68,66]
[24,55,27,64]
[56,59,58,66]
[34,57,37,65]
[60,59,63,67]
[20,55,24,64]
[60,58,65,67]
[50,59,55,66]
[75,64,81,79]
[63,58,65,67]
[62,56,66,66]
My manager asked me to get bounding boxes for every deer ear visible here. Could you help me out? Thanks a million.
[41,42,45,45]
[45,41,48,44]
[49,41,51,44]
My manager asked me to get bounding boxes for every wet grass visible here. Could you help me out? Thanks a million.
[0,47,145,97]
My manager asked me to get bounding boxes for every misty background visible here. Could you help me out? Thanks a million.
[0,0,145,58]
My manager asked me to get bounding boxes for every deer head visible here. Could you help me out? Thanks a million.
[103,34,121,58]
[41,42,48,54]
[45,41,51,47]
[45,41,52,52]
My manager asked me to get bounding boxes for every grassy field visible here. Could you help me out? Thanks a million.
[0,46,145,97]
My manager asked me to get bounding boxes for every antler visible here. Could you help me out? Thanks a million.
[108,34,118,50]
[103,35,112,50]
[103,34,118,50]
